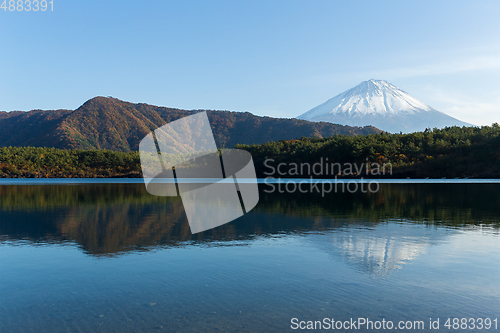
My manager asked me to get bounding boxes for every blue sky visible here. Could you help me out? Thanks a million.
[1,0,499,125]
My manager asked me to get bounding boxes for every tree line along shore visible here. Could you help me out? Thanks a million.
[0,125,499,179]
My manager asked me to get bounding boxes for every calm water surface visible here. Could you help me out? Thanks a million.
[0,181,499,332]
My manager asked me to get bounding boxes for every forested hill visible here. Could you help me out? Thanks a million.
[235,125,500,179]
[0,125,499,178]
[0,97,382,152]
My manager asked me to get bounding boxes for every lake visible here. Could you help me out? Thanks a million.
[0,181,499,332]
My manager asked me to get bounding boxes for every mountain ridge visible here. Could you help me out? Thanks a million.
[0,97,382,152]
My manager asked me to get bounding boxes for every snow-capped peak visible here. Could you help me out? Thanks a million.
[298,79,432,120]
[297,79,473,133]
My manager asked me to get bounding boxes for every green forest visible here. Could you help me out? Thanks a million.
[0,147,141,178]
[237,124,500,178]
[238,124,500,178]
[0,124,499,178]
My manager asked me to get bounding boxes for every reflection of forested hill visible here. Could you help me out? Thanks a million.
[257,183,500,225]
[0,184,498,256]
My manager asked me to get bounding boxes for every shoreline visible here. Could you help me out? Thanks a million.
[1,178,500,185]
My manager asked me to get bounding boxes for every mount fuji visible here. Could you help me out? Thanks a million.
[297,80,473,133]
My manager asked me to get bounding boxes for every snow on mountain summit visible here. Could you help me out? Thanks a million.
[297,80,473,133]
[299,79,431,119]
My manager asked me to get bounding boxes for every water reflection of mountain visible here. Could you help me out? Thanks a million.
[307,222,453,276]
[0,183,498,257]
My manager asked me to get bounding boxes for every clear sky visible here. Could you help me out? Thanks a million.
[1,0,499,125]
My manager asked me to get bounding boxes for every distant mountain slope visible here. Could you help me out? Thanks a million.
[0,97,382,151]
[0,109,73,148]
[297,80,473,133]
